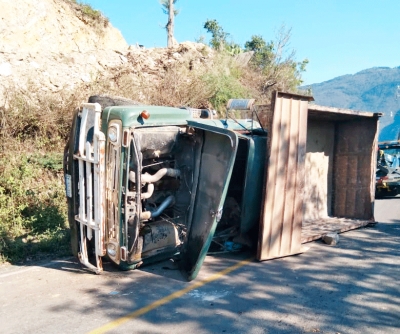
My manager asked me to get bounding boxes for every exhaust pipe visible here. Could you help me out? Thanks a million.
[140,195,175,221]
[130,168,180,184]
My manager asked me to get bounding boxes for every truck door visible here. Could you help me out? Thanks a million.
[180,122,238,280]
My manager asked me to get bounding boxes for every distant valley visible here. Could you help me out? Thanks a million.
[303,66,400,142]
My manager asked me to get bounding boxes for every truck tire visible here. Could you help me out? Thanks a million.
[88,95,141,109]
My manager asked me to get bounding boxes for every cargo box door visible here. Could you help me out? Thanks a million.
[258,92,312,261]
[180,122,238,281]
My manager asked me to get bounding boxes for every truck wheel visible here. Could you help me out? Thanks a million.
[88,95,140,109]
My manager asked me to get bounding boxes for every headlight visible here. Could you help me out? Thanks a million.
[108,125,119,143]
[107,243,117,257]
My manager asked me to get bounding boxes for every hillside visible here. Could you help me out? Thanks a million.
[0,0,217,109]
[305,67,400,141]
[0,0,126,96]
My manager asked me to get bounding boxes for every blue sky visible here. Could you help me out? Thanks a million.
[84,0,399,85]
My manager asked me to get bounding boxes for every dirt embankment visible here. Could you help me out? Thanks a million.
[0,0,214,105]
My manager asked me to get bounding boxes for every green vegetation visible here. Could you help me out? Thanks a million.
[80,4,102,19]
[68,0,109,28]
[0,88,83,264]
[203,20,309,92]
[204,19,231,51]
[0,154,69,263]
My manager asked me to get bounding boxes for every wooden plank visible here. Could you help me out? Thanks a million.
[334,119,376,220]
[333,155,347,216]
[281,98,299,255]
[301,217,372,243]
[291,98,308,253]
[258,95,282,259]
[268,95,289,258]
[345,154,358,216]
[309,104,380,118]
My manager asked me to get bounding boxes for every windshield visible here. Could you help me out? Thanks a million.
[378,146,400,168]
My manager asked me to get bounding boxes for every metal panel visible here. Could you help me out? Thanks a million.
[180,122,238,281]
[227,99,255,110]
[257,92,312,261]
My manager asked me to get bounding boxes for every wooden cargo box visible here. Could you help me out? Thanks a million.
[257,92,380,260]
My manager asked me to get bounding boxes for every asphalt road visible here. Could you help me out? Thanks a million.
[1,198,399,334]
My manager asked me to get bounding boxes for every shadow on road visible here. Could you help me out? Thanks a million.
[40,218,400,333]
[2,198,399,333]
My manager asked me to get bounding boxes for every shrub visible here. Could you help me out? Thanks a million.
[65,0,109,28]
[0,85,75,263]
[0,150,69,263]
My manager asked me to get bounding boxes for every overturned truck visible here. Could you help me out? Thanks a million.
[64,92,380,280]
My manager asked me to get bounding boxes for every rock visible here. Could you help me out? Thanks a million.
[172,52,181,59]
[322,233,340,246]
[119,55,128,63]
[0,62,12,76]
[81,73,92,83]
[29,61,40,69]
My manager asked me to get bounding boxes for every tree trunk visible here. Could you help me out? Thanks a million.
[166,0,175,47]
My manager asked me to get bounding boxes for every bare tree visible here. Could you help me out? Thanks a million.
[161,0,179,47]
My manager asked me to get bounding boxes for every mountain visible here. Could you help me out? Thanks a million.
[304,67,400,142]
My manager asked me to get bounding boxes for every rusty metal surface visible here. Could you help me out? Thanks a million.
[258,92,312,261]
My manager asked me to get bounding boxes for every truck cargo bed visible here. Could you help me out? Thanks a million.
[256,92,379,261]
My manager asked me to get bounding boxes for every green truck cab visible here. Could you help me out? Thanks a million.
[63,97,266,280]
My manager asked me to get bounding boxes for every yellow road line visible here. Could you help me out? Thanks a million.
[88,257,254,334]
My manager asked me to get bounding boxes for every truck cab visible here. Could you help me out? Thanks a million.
[64,98,267,280]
